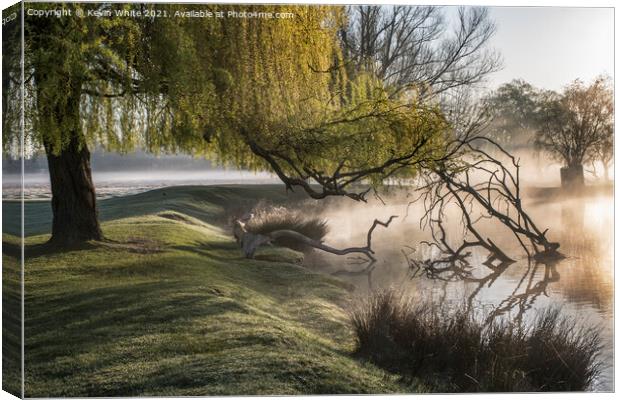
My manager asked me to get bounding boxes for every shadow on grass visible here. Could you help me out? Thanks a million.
[172,242,245,263]
[2,255,22,396]
[26,279,246,361]
[23,270,366,397]
[3,238,165,260]
[3,240,99,259]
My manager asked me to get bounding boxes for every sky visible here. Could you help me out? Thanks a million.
[482,7,614,91]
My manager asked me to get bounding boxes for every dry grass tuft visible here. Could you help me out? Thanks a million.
[242,204,329,251]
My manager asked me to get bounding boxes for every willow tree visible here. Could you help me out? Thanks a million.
[2,4,21,161]
[200,5,499,202]
[200,5,451,202]
[5,3,217,245]
[7,3,356,244]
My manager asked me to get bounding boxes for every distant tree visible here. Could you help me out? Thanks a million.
[590,118,614,182]
[484,80,541,149]
[535,77,613,188]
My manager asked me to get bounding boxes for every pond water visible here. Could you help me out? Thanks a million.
[312,191,613,391]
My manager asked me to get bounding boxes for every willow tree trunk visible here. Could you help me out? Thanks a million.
[40,79,103,246]
[45,136,103,246]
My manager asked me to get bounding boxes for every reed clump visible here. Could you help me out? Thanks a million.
[350,289,601,392]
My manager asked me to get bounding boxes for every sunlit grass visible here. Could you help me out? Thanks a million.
[3,186,409,396]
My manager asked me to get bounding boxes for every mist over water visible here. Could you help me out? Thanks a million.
[5,149,611,199]
[4,169,279,200]
[3,150,280,199]
[304,174,613,391]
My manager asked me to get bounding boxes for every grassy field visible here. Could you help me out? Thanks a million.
[3,185,415,396]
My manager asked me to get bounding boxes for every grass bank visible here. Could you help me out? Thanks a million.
[3,186,412,396]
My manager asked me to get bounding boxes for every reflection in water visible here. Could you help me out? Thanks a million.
[310,192,613,391]
[484,261,560,325]
[408,253,561,326]
[331,261,377,290]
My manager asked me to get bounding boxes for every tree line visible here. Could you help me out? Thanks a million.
[485,77,613,186]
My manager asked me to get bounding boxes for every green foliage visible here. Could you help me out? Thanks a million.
[211,18,450,182]
[484,80,543,148]
[23,4,139,153]
[9,4,449,189]
[8,3,216,155]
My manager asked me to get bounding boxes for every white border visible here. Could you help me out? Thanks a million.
[0,1,615,400]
